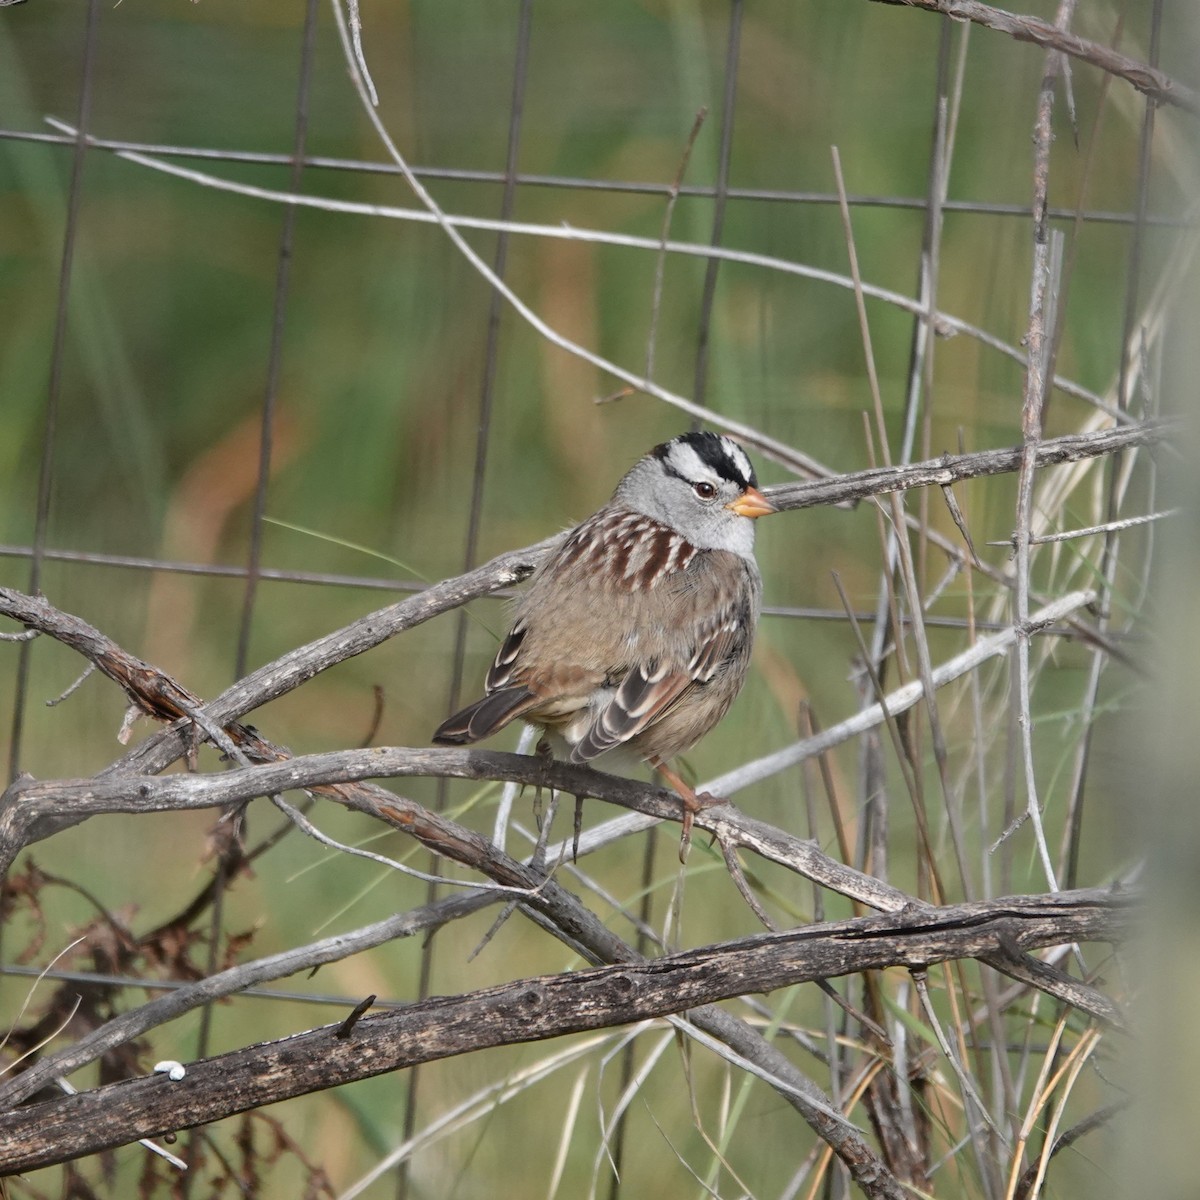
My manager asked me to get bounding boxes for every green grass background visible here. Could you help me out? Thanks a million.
[0,1,1193,1196]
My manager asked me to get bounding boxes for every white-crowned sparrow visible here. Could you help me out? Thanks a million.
[433,431,775,856]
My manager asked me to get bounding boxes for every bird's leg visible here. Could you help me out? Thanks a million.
[531,736,555,831]
[535,736,585,862]
[653,760,724,863]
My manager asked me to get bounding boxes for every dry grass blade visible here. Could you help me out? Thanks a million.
[0,938,85,1067]
[337,1035,613,1200]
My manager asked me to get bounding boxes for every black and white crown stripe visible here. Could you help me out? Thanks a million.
[653,432,757,492]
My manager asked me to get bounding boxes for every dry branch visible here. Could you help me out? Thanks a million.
[0,727,1124,1118]
[0,535,554,789]
[870,0,1200,115]
[0,888,1130,1176]
[764,418,1171,512]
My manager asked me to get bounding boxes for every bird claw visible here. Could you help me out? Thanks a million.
[677,790,723,863]
[652,760,726,863]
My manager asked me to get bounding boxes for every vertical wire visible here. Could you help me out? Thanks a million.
[603,822,658,1200]
[6,0,102,784]
[438,0,533,737]
[1113,0,1161,421]
[181,0,321,1188]
[1064,0,1162,890]
[691,0,743,418]
[855,19,955,883]
[233,0,321,679]
[397,6,535,1197]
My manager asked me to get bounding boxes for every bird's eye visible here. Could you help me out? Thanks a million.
[692,481,717,500]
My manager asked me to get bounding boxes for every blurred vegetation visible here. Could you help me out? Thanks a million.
[0,1,1194,1197]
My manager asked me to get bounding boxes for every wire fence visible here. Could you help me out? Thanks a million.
[0,1,1193,1197]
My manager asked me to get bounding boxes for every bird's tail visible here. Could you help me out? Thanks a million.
[432,686,538,745]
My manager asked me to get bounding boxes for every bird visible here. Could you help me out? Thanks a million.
[432,430,775,857]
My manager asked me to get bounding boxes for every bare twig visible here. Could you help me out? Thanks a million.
[0,627,38,643]
[343,0,378,105]
[45,662,95,705]
[0,590,1095,900]
[702,588,1095,800]
[868,0,1200,115]
[986,507,1177,548]
[763,420,1171,514]
[0,421,1162,794]
[1,739,1125,1037]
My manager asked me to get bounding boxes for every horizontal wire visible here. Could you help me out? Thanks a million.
[0,962,410,1010]
[0,541,1139,639]
[0,542,427,593]
[0,127,1187,227]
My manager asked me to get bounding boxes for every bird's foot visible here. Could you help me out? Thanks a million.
[678,789,726,862]
[653,760,726,863]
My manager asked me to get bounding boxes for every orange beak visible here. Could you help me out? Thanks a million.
[726,486,776,519]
